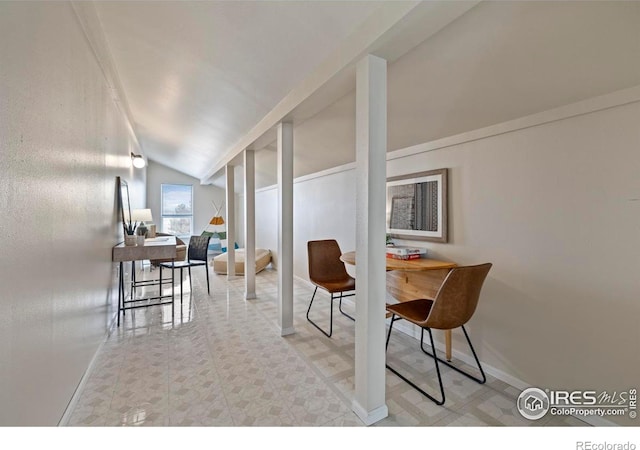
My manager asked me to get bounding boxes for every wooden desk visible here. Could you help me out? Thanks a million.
[113,237,177,326]
[339,251,455,271]
[340,251,456,360]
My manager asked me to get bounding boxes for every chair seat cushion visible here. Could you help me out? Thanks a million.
[386,298,434,325]
[313,277,355,294]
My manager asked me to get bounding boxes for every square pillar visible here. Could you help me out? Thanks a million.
[244,149,256,299]
[352,54,388,425]
[277,122,294,336]
[225,164,235,278]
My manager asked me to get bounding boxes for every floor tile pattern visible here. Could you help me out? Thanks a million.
[67,266,587,427]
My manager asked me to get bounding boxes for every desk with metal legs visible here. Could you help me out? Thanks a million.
[112,237,177,326]
[339,251,457,361]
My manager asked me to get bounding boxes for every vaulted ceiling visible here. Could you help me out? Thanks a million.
[94,1,640,190]
[94,0,382,182]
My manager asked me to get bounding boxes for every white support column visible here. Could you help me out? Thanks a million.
[277,122,295,336]
[244,149,256,299]
[225,164,236,278]
[352,54,388,425]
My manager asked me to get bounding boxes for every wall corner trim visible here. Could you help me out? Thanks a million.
[70,1,141,149]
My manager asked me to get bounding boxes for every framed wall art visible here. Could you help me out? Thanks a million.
[386,168,448,243]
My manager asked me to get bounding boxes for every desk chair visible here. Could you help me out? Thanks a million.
[159,235,211,301]
[385,263,492,405]
[306,239,355,338]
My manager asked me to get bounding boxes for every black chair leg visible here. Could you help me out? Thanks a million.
[420,325,486,385]
[385,314,446,405]
[205,264,210,294]
[180,267,184,309]
[338,292,355,321]
[306,286,333,338]
[188,266,193,293]
[159,264,162,298]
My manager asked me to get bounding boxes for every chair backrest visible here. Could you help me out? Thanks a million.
[423,263,492,330]
[188,235,211,261]
[307,240,350,284]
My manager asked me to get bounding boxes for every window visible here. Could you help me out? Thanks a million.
[161,184,193,237]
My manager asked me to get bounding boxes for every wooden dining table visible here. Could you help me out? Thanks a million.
[339,251,457,361]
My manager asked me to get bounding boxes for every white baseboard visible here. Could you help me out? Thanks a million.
[351,400,388,426]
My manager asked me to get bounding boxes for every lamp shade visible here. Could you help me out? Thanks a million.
[131,153,146,169]
[210,216,224,225]
[131,208,153,222]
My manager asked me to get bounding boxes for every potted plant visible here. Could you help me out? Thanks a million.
[123,215,138,246]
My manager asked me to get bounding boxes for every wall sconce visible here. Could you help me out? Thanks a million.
[131,153,146,169]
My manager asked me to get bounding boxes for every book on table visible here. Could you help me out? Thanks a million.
[386,253,422,260]
[385,246,427,260]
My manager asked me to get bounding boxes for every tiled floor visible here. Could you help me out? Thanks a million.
[66,266,588,427]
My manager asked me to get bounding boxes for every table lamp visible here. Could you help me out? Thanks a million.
[131,208,153,237]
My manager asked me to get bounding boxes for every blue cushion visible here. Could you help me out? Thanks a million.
[221,242,239,253]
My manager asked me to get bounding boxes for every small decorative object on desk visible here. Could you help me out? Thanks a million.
[124,234,137,246]
[123,212,138,246]
[137,224,148,238]
[131,209,153,238]
[386,246,427,260]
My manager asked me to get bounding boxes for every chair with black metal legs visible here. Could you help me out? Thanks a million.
[306,239,355,338]
[159,235,211,305]
[385,263,492,405]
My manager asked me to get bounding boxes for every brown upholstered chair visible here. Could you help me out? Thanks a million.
[306,239,355,337]
[385,263,492,405]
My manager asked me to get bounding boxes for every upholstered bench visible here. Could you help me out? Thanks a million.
[211,248,271,275]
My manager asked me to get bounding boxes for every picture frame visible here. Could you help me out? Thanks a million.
[386,168,448,243]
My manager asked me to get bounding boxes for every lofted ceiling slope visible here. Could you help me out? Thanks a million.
[94,0,383,181]
[247,0,640,189]
[94,1,640,191]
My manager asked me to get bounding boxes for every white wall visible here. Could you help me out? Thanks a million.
[255,167,356,271]
[0,2,145,425]
[255,95,640,425]
[146,160,226,238]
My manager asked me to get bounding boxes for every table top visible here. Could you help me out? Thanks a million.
[113,236,177,262]
[340,251,456,271]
